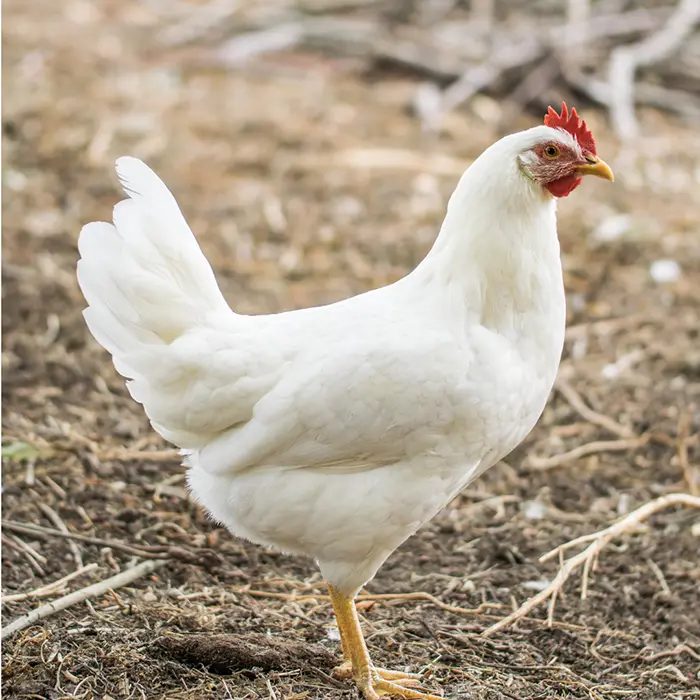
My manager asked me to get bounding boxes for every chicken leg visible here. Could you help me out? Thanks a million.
[328,585,444,700]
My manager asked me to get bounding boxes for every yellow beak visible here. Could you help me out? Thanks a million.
[576,155,614,182]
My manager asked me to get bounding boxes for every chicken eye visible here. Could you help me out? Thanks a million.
[544,145,559,159]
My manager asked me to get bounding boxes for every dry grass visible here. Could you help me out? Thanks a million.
[2,1,700,698]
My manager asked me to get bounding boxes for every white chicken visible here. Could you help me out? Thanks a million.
[77,103,613,699]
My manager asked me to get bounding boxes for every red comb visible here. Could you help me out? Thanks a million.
[544,102,596,155]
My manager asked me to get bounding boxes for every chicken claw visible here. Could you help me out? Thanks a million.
[357,669,444,700]
[329,585,444,699]
[333,660,423,687]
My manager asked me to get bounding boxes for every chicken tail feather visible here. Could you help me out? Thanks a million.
[77,157,233,365]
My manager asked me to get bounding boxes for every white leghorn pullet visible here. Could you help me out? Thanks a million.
[78,103,613,700]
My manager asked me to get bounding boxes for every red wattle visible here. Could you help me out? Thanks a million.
[546,175,582,198]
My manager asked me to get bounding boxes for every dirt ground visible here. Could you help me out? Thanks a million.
[3,1,700,699]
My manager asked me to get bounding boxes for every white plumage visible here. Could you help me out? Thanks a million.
[78,110,613,699]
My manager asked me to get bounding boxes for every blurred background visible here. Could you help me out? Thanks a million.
[3,1,700,698]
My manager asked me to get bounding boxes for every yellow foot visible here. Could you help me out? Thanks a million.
[326,585,443,699]
[357,667,444,700]
[333,661,422,687]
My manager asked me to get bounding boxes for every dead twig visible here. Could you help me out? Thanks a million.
[43,475,67,500]
[607,0,700,140]
[646,558,672,598]
[158,0,243,47]
[2,535,46,576]
[153,473,187,501]
[499,55,561,126]
[483,493,700,637]
[159,0,697,137]
[555,378,635,438]
[525,436,648,470]
[240,588,588,632]
[38,503,84,569]
[1,520,221,568]
[1,559,166,640]
[2,563,99,603]
[217,22,307,65]
[2,520,171,559]
[444,39,542,109]
[243,588,506,615]
[357,591,505,617]
[542,493,700,562]
[643,644,700,663]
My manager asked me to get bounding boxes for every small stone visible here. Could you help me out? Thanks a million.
[520,579,551,592]
[591,214,631,244]
[649,259,681,284]
[522,499,547,521]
